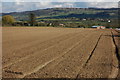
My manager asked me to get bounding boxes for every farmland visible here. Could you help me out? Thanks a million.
[1,8,119,28]
[2,27,119,79]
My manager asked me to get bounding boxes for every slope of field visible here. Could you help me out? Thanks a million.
[2,8,118,20]
[2,27,118,79]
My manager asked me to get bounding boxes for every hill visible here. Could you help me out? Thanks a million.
[1,8,118,21]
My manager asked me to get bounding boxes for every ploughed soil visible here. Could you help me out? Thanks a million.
[2,27,119,79]
[114,30,120,79]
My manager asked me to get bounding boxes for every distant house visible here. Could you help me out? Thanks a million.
[92,26,99,28]
[116,28,120,30]
[49,23,52,26]
[82,18,87,21]
[92,26,106,29]
[97,26,106,29]
[59,24,65,26]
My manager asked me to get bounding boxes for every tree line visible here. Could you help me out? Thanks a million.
[2,13,120,28]
[2,13,36,26]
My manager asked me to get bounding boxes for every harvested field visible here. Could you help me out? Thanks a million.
[2,27,119,79]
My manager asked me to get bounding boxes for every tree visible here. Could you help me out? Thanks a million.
[78,24,85,28]
[2,15,15,26]
[29,13,36,26]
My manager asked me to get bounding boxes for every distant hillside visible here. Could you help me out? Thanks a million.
[1,8,119,21]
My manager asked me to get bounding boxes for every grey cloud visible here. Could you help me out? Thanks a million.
[2,2,119,13]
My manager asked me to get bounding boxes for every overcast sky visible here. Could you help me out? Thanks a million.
[1,0,119,13]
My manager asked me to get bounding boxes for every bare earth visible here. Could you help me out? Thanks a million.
[2,27,119,79]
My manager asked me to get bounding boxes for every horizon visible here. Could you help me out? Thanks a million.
[2,2,119,13]
[1,7,119,14]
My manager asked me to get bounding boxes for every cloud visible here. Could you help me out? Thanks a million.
[2,2,36,13]
[87,2,118,8]
[2,2,119,13]
[1,0,120,2]
[53,4,63,7]
[2,2,76,13]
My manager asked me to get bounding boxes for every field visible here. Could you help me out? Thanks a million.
[2,27,119,79]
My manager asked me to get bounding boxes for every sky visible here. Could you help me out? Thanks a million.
[1,0,120,13]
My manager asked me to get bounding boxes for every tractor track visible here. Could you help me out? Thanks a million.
[84,33,103,66]
[2,27,116,79]
[3,30,85,68]
[3,29,96,78]
[22,31,99,78]
[108,30,119,78]
[75,33,102,80]
[24,31,102,78]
